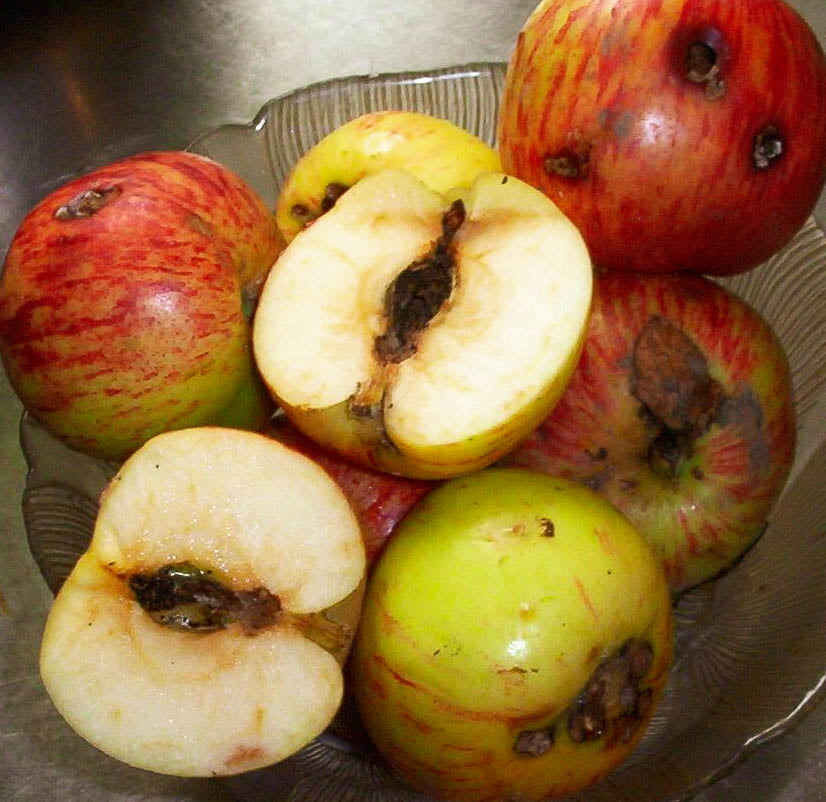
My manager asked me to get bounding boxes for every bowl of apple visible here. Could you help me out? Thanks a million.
[6,0,826,800]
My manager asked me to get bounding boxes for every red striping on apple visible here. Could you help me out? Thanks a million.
[498,0,826,275]
[501,270,796,592]
[0,151,284,461]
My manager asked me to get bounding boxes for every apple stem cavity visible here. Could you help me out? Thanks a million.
[54,186,122,220]
[684,41,725,100]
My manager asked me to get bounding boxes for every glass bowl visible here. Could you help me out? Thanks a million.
[21,62,826,802]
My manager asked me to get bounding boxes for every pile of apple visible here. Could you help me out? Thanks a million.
[2,0,825,799]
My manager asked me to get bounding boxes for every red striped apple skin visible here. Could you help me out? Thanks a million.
[501,270,796,592]
[499,0,826,275]
[0,151,283,460]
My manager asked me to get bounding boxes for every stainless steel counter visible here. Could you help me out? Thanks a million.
[1,1,825,799]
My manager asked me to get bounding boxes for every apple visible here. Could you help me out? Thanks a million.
[274,110,501,243]
[498,0,826,275]
[253,168,593,480]
[39,426,366,777]
[265,414,434,563]
[501,270,796,592]
[0,150,284,461]
[351,468,674,801]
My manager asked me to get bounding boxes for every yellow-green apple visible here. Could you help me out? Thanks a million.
[265,415,434,564]
[501,270,796,592]
[39,426,366,777]
[275,110,501,243]
[351,468,673,802]
[0,151,284,461]
[253,168,593,480]
[498,0,826,275]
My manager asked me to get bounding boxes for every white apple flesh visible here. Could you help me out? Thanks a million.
[253,169,593,479]
[39,427,366,777]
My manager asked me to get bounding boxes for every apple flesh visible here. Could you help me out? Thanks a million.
[274,110,501,243]
[39,426,366,777]
[265,415,434,564]
[0,151,284,461]
[502,270,796,592]
[254,168,593,479]
[351,468,673,801]
[498,0,826,275]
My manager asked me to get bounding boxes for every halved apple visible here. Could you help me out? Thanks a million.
[254,169,593,479]
[39,426,366,777]
[274,110,501,243]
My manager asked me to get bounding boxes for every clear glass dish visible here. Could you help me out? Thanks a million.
[21,62,826,802]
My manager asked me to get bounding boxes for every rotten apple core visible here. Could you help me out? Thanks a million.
[514,638,655,757]
[128,562,282,633]
[374,198,465,365]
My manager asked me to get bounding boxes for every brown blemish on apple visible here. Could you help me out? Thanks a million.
[543,139,591,180]
[632,316,726,478]
[574,577,599,623]
[223,744,265,769]
[54,186,122,220]
[538,517,555,537]
[514,727,555,756]
[753,125,784,170]
[290,181,350,227]
[684,40,725,100]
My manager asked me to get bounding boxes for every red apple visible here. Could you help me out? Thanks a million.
[265,415,434,564]
[501,270,796,592]
[498,0,826,275]
[0,151,284,461]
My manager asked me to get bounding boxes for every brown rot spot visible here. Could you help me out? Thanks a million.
[54,185,122,220]
[374,199,464,365]
[514,726,555,756]
[632,316,726,478]
[538,517,555,537]
[567,639,655,747]
[753,125,784,170]
[544,146,590,180]
[684,41,725,100]
[320,181,350,212]
[128,562,282,633]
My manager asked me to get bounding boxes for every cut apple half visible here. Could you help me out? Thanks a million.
[254,169,593,479]
[39,426,366,777]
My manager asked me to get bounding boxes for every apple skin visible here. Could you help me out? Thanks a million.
[275,110,501,243]
[351,468,673,802]
[0,151,284,461]
[498,0,826,275]
[501,270,796,592]
[265,415,435,564]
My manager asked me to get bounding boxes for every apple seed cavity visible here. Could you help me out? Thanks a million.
[684,41,725,100]
[128,562,351,651]
[631,316,726,477]
[54,185,122,220]
[753,125,784,170]
[513,639,655,757]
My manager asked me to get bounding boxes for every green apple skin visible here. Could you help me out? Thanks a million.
[0,151,284,461]
[351,468,673,802]
[275,110,501,243]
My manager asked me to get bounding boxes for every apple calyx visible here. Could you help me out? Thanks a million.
[684,40,725,100]
[54,185,122,220]
[631,315,725,479]
[514,638,656,757]
[128,561,352,652]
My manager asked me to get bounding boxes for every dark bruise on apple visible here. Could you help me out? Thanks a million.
[502,270,796,592]
[254,168,593,479]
